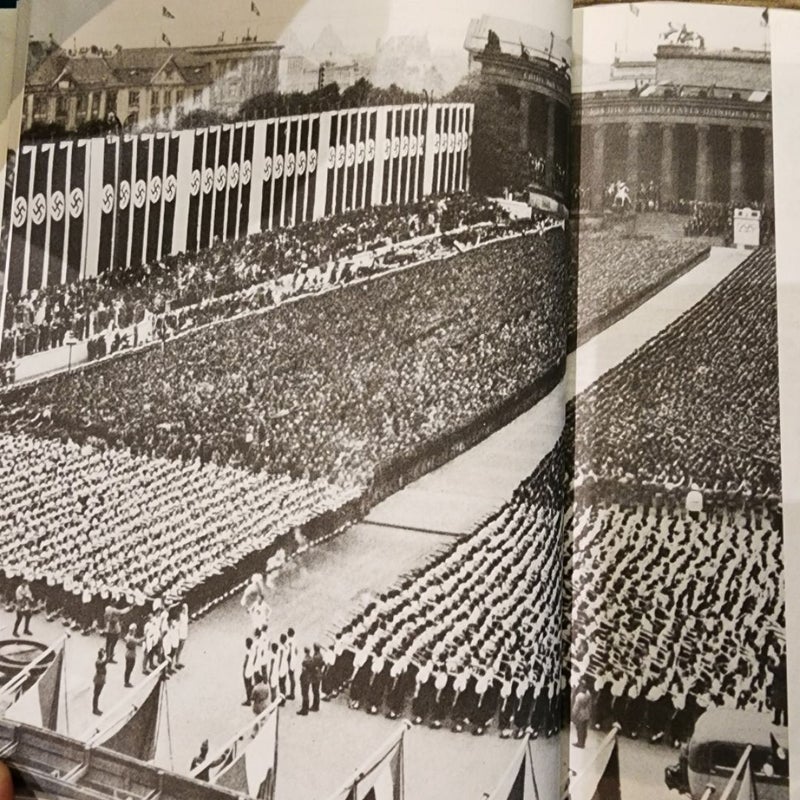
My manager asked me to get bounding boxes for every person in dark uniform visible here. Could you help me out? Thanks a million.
[104,600,132,663]
[571,681,593,748]
[123,624,144,688]
[770,653,788,726]
[93,649,107,715]
[310,643,324,712]
[297,647,313,716]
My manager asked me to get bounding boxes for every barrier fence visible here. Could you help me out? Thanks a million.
[1,102,473,307]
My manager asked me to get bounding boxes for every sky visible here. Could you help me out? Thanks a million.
[29,0,570,55]
[575,2,771,67]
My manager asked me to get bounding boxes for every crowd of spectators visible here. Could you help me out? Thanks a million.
[565,247,785,744]
[2,231,567,488]
[330,442,565,737]
[571,247,780,502]
[567,230,708,340]
[1,194,509,366]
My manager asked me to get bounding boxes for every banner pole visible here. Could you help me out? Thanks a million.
[62,642,70,736]
[717,745,753,800]
[321,721,411,800]
[189,694,283,781]
[560,724,621,800]
[269,702,280,800]
[82,661,168,744]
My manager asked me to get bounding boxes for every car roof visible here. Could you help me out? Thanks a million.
[692,709,788,750]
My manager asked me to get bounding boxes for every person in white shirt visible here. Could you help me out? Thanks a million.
[285,628,299,701]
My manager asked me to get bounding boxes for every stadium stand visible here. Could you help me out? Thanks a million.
[568,230,709,345]
[565,247,785,744]
[1,195,512,364]
[0,228,567,626]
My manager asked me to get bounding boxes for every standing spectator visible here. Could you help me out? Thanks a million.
[310,643,324,712]
[285,628,298,701]
[175,603,189,669]
[277,634,289,703]
[770,653,788,727]
[267,642,280,702]
[297,647,313,716]
[242,637,255,706]
[571,681,593,749]
[93,648,107,715]
[123,623,144,688]
[143,612,159,674]
[12,580,34,637]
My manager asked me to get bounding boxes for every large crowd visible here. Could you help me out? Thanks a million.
[571,247,781,500]
[0,430,357,626]
[331,441,565,737]
[2,231,567,488]
[565,247,786,743]
[1,194,508,366]
[567,229,708,340]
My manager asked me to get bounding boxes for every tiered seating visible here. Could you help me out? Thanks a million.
[1,194,509,364]
[567,229,709,339]
[3,231,567,488]
[330,442,565,736]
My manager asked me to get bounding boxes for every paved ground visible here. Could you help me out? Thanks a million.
[0,246,750,799]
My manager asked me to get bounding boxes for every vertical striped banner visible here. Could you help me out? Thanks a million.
[248,119,267,235]
[171,129,194,255]
[313,112,331,221]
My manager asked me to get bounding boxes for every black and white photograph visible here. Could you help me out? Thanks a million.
[0,0,573,798]
[567,3,786,799]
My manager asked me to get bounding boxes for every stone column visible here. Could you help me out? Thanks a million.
[695,124,711,202]
[519,91,531,152]
[729,127,744,205]
[660,123,676,207]
[627,122,642,205]
[763,130,774,204]
[546,98,557,189]
[592,125,606,210]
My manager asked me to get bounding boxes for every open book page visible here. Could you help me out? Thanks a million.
[0,0,573,798]
[567,3,787,799]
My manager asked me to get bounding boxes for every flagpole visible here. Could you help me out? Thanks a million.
[164,679,174,771]
[527,739,540,800]
[560,724,621,800]
[0,634,68,697]
[82,661,168,744]
[717,745,753,800]
[321,721,411,800]
[61,643,71,736]
[189,695,283,781]
[269,702,279,800]
[485,735,529,800]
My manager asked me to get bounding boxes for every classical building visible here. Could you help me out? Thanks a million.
[464,15,571,196]
[23,39,281,132]
[574,43,773,208]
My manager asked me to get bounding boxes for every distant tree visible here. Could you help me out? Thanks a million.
[175,108,228,130]
[76,118,107,137]
[446,75,523,196]
[21,121,68,143]
[341,77,372,108]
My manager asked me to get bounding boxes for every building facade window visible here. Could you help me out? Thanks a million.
[91,93,101,118]
[193,88,203,104]
[32,94,47,121]
[128,89,139,107]
[175,89,184,105]
[106,90,117,114]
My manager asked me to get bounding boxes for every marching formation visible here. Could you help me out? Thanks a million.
[332,441,565,738]
[565,248,786,746]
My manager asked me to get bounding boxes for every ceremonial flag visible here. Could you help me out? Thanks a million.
[162,32,172,46]
[215,706,278,799]
[567,730,621,800]
[486,738,536,800]
[734,761,757,800]
[162,6,175,18]
[5,645,64,732]
[355,738,402,800]
[251,1,261,16]
[89,671,164,762]
[629,3,640,17]
[761,8,769,26]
